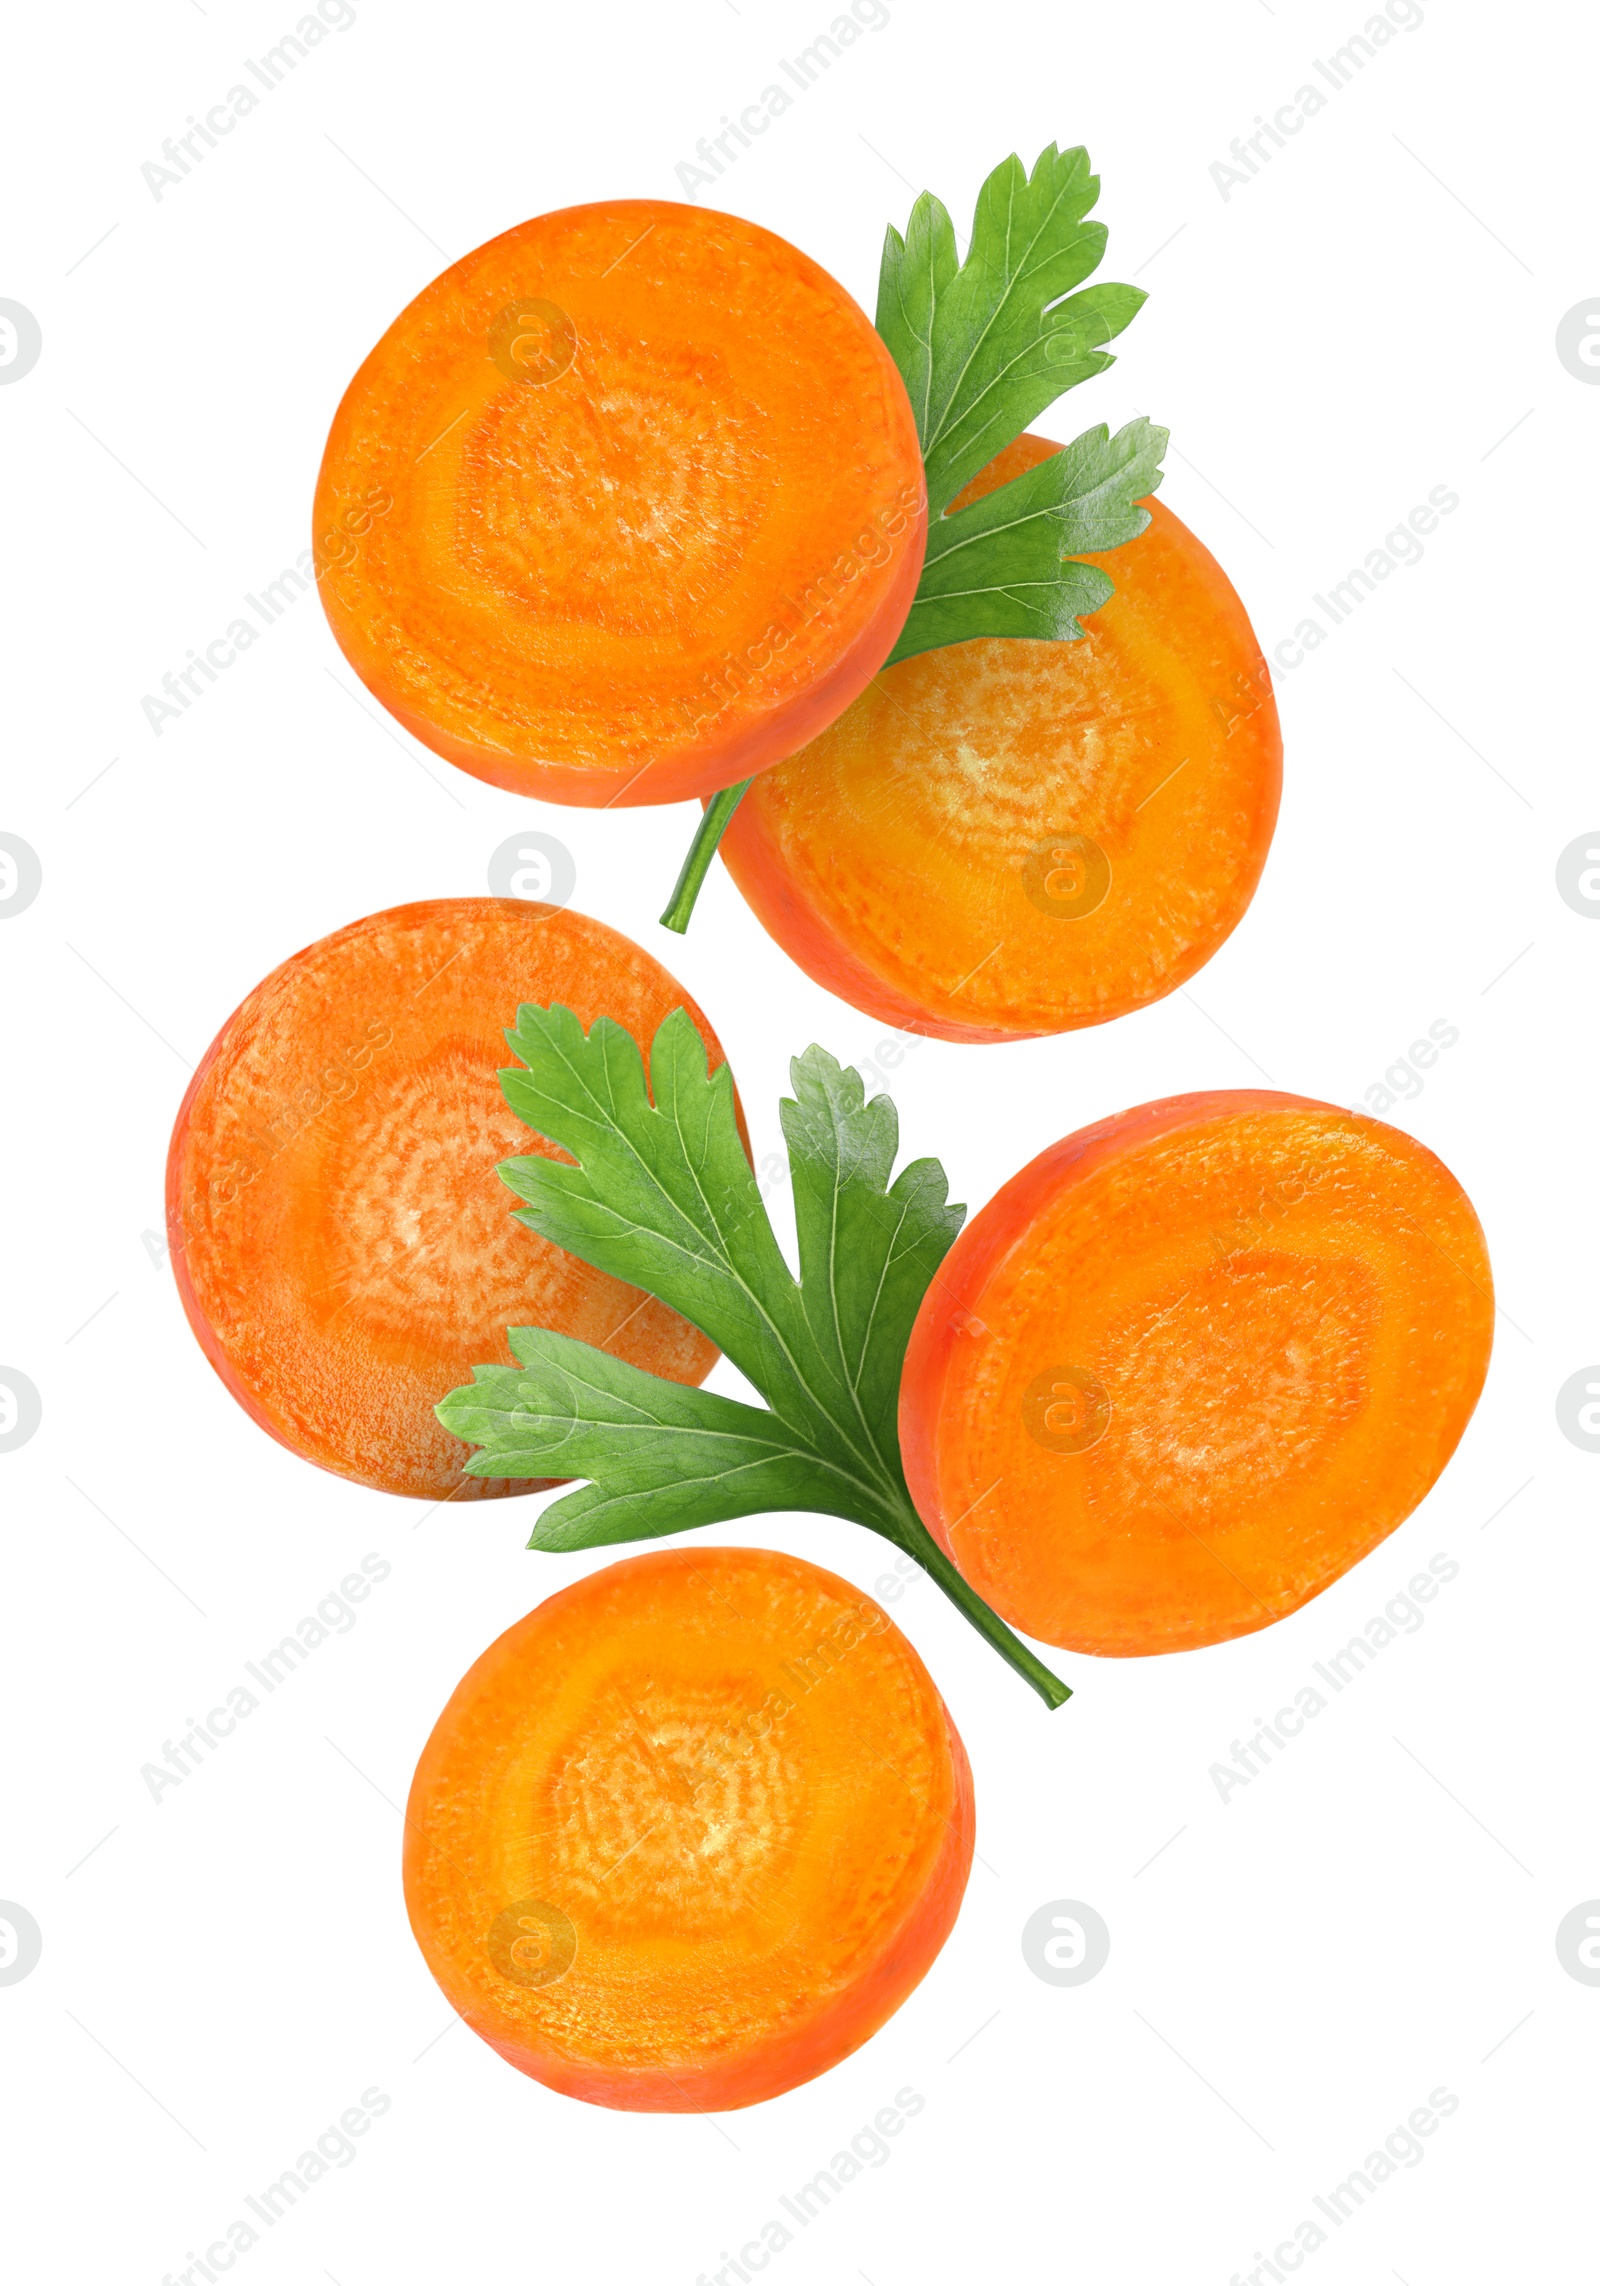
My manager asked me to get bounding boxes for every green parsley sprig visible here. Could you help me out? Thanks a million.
[660,141,1167,933]
[437,1001,1071,1710]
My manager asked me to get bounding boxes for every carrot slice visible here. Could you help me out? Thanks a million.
[314,200,926,808]
[899,1092,1493,1655]
[167,899,733,1500]
[716,433,1281,1039]
[403,1545,974,2110]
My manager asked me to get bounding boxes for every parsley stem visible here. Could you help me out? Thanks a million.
[659,779,752,935]
[894,1509,1072,1710]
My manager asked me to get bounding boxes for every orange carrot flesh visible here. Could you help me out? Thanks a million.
[314,201,926,808]
[167,899,733,1500]
[717,433,1281,1039]
[899,1092,1493,1655]
[403,1547,974,2110]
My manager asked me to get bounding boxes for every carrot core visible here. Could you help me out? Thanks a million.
[166,899,732,1499]
[717,434,1281,1037]
[314,201,927,807]
[403,1547,974,2109]
[899,1092,1493,1654]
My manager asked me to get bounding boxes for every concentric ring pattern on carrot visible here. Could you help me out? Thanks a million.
[718,435,1282,1038]
[404,1546,973,2111]
[314,200,927,807]
[166,900,738,1500]
[899,1091,1495,1654]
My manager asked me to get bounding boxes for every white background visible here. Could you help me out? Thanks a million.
[2,1,1595,2280]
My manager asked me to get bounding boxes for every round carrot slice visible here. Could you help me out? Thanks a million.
[717,433,1281,1039]
[899,1092,1493,1655]
[167,899,733,1501]
[403,1545,974,2110]
[314,200,926,808]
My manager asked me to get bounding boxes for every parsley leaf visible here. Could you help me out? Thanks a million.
[876,142,1166,667]
[437,1004,1070,1708]
[659,140,1169,929]
[435,1328,842,1547]
[878,142,1145,518]
[885,416,1168,664]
